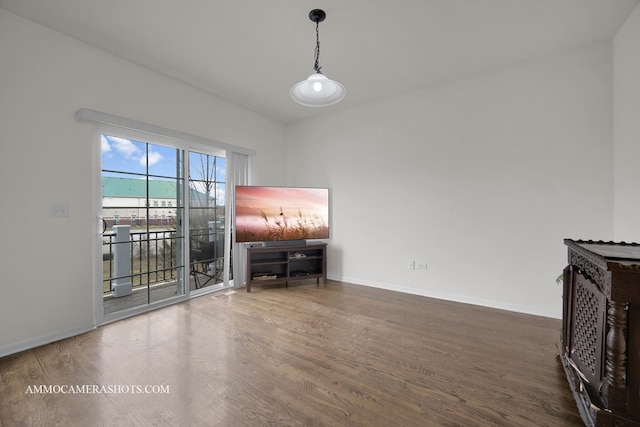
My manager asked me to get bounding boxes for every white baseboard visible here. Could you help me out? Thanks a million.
[328,275,561,319]
[0,323,96,359]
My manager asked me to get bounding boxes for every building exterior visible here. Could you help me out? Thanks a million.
[102,176,213,228]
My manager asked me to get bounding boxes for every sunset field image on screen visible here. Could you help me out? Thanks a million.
[235,186,329,242]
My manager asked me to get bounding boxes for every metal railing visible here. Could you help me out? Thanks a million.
[102,228,230,294]
[102,229,182,294]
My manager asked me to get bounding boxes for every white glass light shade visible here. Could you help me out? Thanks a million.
[290,73,346,107]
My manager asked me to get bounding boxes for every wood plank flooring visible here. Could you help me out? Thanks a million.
[0,280,582,426]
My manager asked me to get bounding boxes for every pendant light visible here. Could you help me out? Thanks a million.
[290,9,346,107]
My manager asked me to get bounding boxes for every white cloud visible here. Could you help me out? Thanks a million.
[101,135,112,154]
[144,149,163,167]
[216,187,226,205]
[111,137,141,158]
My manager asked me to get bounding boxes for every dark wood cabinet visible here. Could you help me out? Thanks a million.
[245,243,327,292]
[561,239,640,426]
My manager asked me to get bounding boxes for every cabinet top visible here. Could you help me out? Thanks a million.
[565,239,640,302]
[565,239,640,265]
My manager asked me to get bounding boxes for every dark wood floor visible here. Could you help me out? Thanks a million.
[0,280,582,426]
[103,273,219,315]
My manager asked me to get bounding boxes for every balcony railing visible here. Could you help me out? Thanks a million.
[102,227,226,295]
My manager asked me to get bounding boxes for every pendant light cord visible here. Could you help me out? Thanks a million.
[314,20,322,74]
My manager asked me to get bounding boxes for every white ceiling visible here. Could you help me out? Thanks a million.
[1,0,638,124]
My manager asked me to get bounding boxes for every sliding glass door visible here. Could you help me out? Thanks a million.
[98,130,231,319]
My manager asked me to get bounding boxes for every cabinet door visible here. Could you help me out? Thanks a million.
[569,271,606,390]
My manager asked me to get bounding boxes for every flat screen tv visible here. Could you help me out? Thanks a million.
[235,186,329,243]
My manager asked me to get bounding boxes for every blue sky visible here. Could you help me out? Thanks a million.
[102,135,181,178]
[101,134,227,202]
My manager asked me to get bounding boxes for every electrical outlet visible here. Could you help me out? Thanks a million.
[408,260,415,270]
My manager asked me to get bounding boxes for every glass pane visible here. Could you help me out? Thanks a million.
[148,144,182,179]
[101,135,148,176]
[101,134,186,315]
[189,151,228,290]
[216,157,226,182]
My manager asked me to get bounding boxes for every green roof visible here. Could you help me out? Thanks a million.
[102,177,213,200]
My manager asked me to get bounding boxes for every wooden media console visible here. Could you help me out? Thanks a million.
[245,243,327,292]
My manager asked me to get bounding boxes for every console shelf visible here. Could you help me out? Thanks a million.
[245,243,327,292]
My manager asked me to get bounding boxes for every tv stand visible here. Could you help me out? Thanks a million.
[245,243,327,292]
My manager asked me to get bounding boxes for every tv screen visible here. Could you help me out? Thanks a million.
[235,186,329,243]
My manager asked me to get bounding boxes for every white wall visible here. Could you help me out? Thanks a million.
[614,3,640,241]
[286,43,614,318]
[0,9,286,356]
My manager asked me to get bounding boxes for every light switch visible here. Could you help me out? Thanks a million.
[49,202,69,218]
